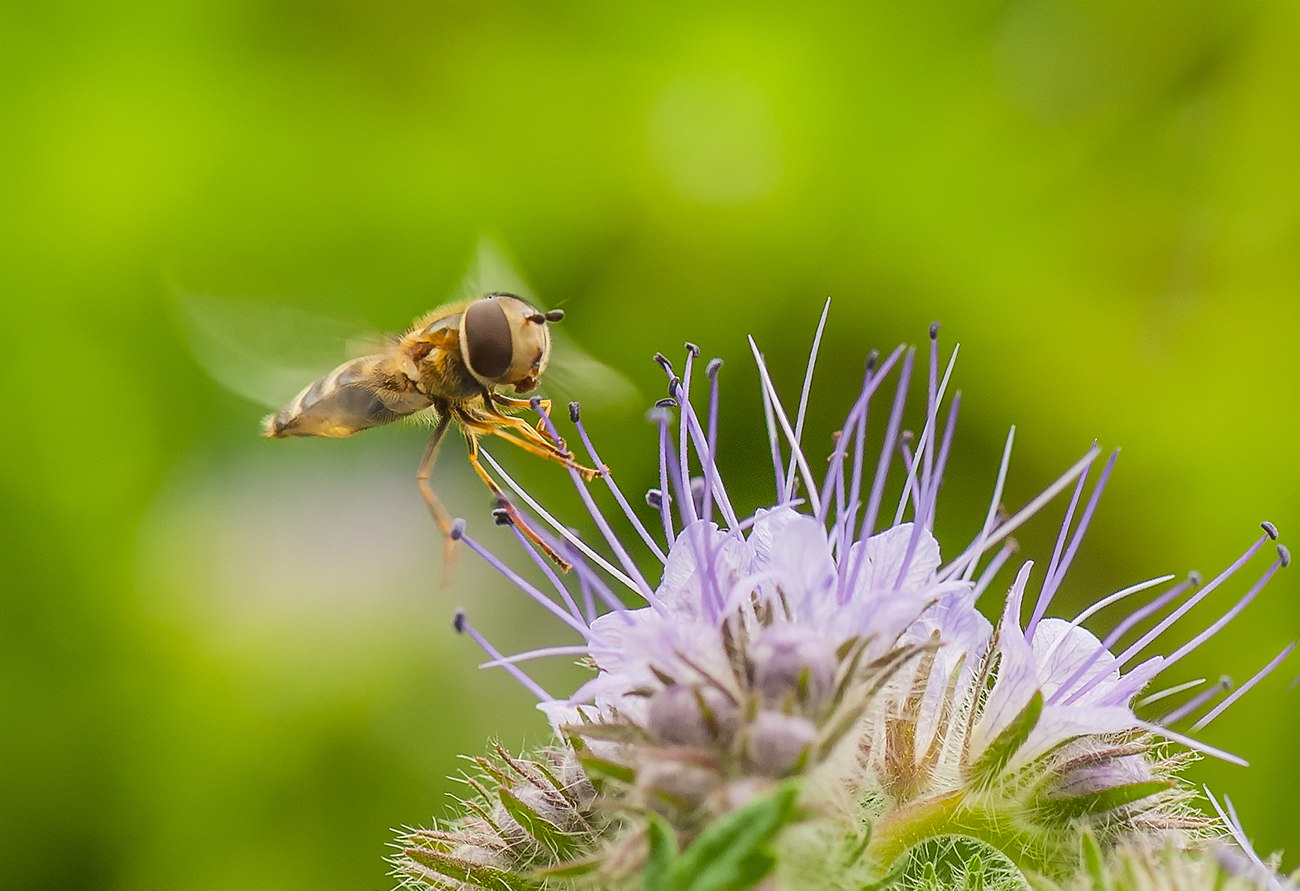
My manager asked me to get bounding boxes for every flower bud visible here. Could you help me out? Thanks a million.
[647,684,739,748]
[637,758,722,812]
[750,624,837,713]
[745,710,818,777]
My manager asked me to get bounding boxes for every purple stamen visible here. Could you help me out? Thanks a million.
[528,521,634,616]
[939,443,1102,583]
[1050,573,1199,707]
[1036,447,1095,615]
[782,298,831,502]
[1191,640,1297,732]
[479,645,592,668]
[897,435,923,522]
[1159,550,1287,672]
[892,340,959,527]
[649,406,676,546]
[921,323,939,507]
[972,541,1017,602]
[749,336,825,520]
[844,347,916,599]
[1113,532,1275,670]
[701,359,723,525]
[759,363,787,498]
[923,390,959,535]
[507,522,585,623]
[857,348,915,545]
[961,427,1016,583]
[840,348,903,576]
[1026,450,1119,643]
[1157,675,1232,726]
[817,345,902,559]
[894,392,961,589]
[478,447,639,593]
[678,345,698,523]
[1104,573,1201,650]
[455,525,591,637]
[571,402,667,564]
[655,399,695,531]
[580,573,597,624]
[1136,720,1247,766]
[454,609,553,702]
[531,400,655,603]
[1136,677,1207,709]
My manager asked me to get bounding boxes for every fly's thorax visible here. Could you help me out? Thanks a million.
[457,294,554,394]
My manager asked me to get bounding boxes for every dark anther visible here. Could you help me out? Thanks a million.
[1279,544,1291,568]
[453,609,467,632]
[865,349,879,372]
[492,508,513,526]
[655,397,676,409]
[685,342,701,358]
[654,352,675,374]
[527,313,546,324]
[529,395,543,412]
[706,357,723,379]
[569,402,581,423]
[450,518,467,541]
[646,489,665,509]
[900,430,915,446]
[1217,675,1235,690]
[929,321,941,340]
[544,309,565,322]
[1262,521,1279,540]
[1006,537,1020,553]
[1188,570,1203,586]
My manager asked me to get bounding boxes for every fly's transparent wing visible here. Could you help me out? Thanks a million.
[455,237,639,413]
[541,328,640,414]
[453,236,538,304]
[176,290,386,409]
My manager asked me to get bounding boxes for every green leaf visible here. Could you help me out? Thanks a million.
[1079,830,1111,891]
[497,787,578,858]
[968,691,1042,789]
[644,812,680,891]
[672,779,801,891]
[576,752,636,784]
[403,846,536,891]
[1034,781,1172,822]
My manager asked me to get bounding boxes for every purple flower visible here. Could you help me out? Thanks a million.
[447,307,1291,860]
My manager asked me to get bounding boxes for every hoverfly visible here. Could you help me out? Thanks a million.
[261,293,600,571]
[177,239,633,582]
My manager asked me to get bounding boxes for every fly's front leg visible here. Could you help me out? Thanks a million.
[416,414,458,591]
[491,392,559,446]
[489,427,600,482]
[462,433,573,571]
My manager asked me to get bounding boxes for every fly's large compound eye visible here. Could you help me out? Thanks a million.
[463,297,514,379]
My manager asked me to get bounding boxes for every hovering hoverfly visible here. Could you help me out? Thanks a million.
[177,239,635,581]
[261,293,600,570]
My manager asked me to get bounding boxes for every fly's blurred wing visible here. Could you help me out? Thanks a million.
[541,327,640,414]
[455,237,640,413]
[176,291,386,408]
[454,236,537,304]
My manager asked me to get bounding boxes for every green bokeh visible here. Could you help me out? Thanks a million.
[2,1,1298,888]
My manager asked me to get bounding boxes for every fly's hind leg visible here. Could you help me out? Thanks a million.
[416,414,459,591]
[462,433,574,571]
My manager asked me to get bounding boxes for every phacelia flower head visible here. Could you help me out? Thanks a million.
[395,307,1292,891]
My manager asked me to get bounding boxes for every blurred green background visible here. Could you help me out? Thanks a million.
[2,0,1299,888]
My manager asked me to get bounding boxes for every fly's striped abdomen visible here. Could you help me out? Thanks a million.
[262,355,433,438]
